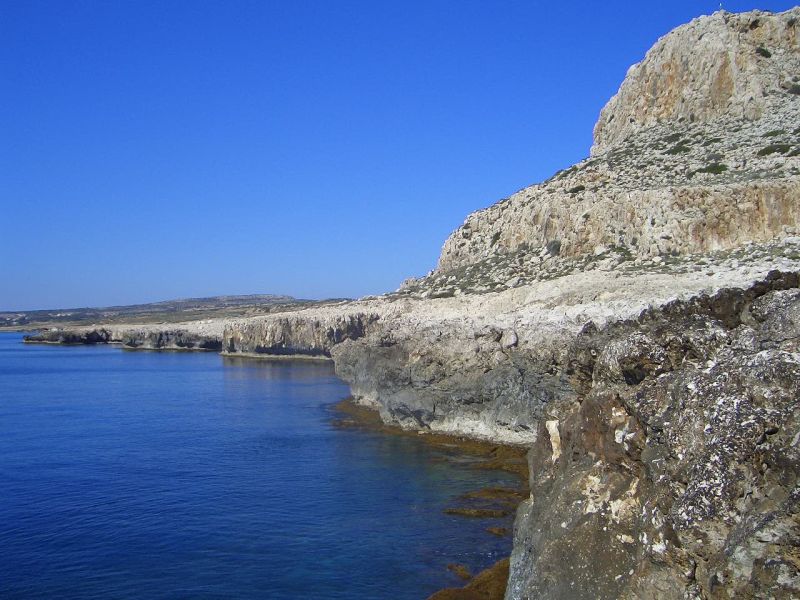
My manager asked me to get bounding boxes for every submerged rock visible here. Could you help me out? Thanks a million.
[429,558,510,600]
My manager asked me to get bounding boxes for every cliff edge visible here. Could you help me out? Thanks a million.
[429,8,799,284]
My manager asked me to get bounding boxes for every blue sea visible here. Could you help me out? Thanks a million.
[0,332,516,599]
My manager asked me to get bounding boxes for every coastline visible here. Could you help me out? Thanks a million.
[22,338,221,353]
[19,336,333,358]
[220,351,333,362]
[332,398,528,600]
[12,325,523,597]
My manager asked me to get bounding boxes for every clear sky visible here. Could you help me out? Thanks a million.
[2,1,797,310]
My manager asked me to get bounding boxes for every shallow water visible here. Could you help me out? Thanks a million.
[0,332,515,599]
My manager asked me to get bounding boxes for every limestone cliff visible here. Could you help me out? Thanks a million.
[593,9,800,153]
[428,8,800,283]
[507,272,800,599]
[24,321,224,351]
[223,311,378,357]
[222,8,800,598]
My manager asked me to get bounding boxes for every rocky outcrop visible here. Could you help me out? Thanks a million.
[24,328,114,345]
[332,315,571,445]
[434,176,800,276]
[593,9,800,153]
[223,310,379,357]
[24,321,224,351]
[507,272,800,599]
[433,117,800,277]
[116,328,222,351]
[430,8,800,280]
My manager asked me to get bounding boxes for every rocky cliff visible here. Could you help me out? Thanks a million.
[507,272,800,599]
[592,9,800,153]
[221,8,800,598]
[429,8,800,281]
[25,321,224,351]
[223,310,378,357]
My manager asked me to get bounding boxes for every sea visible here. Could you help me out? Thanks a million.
[0,332,516,599]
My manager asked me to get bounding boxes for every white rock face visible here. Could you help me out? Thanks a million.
[593,9,800,154]
[431,8,800,279]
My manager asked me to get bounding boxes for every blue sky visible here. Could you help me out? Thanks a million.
[2,1,796,310]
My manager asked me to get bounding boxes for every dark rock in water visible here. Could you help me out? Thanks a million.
[428,558,509,600]
[486,527,508,537]
[447,563,473,581]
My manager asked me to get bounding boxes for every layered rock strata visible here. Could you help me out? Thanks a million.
[223,311,378,357]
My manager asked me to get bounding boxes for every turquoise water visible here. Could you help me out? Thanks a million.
[0,332,515,599]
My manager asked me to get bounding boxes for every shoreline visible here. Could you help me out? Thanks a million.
[19,335,525,598]
[331,398,530,479]
[220,351,333,362]
[331,398,528,600]
[17,339,332,360]
[22,338,220,353]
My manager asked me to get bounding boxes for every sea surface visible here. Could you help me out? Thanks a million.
[0,332,516,599]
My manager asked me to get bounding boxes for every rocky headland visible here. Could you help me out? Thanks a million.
[23,320,226,351]
[20,8,800,599]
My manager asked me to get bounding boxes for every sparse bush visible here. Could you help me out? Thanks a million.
[568,185,586,194]
[758,144,792,156]
[756,46,772,58]
[665,142,691,154]
[693,163,729,175]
